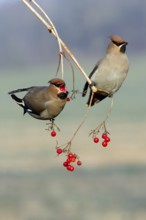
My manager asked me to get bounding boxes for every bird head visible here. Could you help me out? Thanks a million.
[107,35,128,54]
[49,78,68,99]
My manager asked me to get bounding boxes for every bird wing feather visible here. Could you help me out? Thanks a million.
[82,60,101,97]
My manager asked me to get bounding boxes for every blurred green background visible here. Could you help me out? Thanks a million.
[0,0,146,220]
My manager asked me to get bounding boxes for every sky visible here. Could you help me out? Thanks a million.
[0,0,17,4]
[0,0,8,3]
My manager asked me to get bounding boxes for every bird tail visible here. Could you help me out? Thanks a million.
[87,90,109,106]
[10,94,27,115]
[82,81,89,97]
[8,87,34,95]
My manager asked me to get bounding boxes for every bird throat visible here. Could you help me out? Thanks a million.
[120,44,127,53]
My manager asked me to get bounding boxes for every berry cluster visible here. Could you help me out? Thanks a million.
[48,118,111,171]
[56,148,82,172]
[93,132,111,147]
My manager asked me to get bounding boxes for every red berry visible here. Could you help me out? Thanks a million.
[67,165,71,170]
[71,156,76,163]
[77,160,82,166]
[68,152,74,159]
[68,153,76,162]
[51,131,56,137]
[105,136,110,142]
[67,165,75,172]
[93,137,99,143]
[70,166,75,172]
[56,148,63,154]
[102,133,107,139]
[102,141,108,147]
[63,161,68,167]
[66,97,70,102]
[66,158,71,164]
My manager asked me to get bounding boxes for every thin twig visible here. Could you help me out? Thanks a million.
[63,53,76,98]
[59,92,94,153]
[21,0,97,93]
[69,92,94,143]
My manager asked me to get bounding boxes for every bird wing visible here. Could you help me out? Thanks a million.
[82,60,101,97]
[23,87,49,113]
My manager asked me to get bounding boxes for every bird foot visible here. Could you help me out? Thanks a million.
[46,119,60,132]
[70,89,80,99]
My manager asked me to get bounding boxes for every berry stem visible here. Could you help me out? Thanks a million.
[58,93,94,154]
[89,97,113,137]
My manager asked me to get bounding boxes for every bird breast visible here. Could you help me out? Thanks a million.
[44,98,66,119]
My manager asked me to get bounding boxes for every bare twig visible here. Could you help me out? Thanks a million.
[63,53,77,99]
[69,92,94,143]
[59,92,94,153]
[21,0,97,93]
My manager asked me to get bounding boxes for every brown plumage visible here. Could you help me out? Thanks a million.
[8,78,68,120]
[82,35,129,106]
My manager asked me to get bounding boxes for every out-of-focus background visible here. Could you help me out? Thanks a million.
[0,0,146,219]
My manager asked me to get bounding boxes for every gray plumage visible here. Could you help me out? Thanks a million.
[9,78,68,120]
[82,35,129,106]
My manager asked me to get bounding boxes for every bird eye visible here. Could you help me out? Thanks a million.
[112,40,123,47]
[53,83,63,88]
[55,84,60,88]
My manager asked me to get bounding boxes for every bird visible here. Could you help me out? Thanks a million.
[8,78,68,121]
[82,35,129,106]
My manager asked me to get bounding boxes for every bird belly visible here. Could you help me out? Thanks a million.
[92,69,126,95]
[28,111,49,120]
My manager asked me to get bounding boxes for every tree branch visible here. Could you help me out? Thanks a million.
[21,0,97,93]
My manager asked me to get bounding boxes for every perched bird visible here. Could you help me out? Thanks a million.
[82,35,129,106]
[8,78,68,120]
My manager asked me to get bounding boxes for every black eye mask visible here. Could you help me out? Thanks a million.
[112,40,128,53]
[120,44,127,53]
[57,91,68,99]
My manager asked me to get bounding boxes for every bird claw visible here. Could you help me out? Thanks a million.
[70,89,80,99]
[46,119,60,132]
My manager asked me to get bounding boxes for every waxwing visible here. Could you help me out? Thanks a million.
[8,78,68,120]
[82,35,129,106]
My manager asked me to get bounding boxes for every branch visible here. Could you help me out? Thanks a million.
[21,0,97,93]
